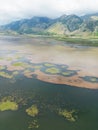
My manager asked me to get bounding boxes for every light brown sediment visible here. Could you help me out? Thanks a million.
[24,70,98,89]
[0,37,98,89]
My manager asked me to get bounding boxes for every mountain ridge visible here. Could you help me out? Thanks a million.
[1,13,98,36]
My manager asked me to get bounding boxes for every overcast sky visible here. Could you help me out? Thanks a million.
[0,0,98,25]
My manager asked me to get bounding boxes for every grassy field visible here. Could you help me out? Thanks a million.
[53,36,98,47]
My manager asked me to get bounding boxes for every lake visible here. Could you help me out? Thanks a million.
[0,36,98,130]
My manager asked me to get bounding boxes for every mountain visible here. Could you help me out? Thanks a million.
[81,13,98,20]
[0,17,54,34]
[80,13,98,33]
[47,14,83,35]
[46,22,69,35]
[1,13,98,36]
[58,14,83,31]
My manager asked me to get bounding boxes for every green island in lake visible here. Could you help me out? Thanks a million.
[0,100,18,111]
[26,105,39,117]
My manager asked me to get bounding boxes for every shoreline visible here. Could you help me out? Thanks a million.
[0,34,98,47]
[24,69,98,90]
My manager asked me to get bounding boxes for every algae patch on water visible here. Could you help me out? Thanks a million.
[28,120,39,129]
[0,71,13,79]
[45,67,60,74]
[44,63,55,67]
[12,62,30,68]
[34,65,42,69]
[61,70,77,77]
[58,109,77,122]
[26,105,39,117]
[0,100,18,111]
[81,76,98,83]
[12,62,25,67]
[0,71,19,79]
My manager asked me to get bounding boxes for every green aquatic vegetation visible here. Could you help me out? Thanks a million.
[34,65,42,69]
[45,67,60,74]
[12,62,26,67]
[1,96,15,102]
[0,100,18,111]
[3,95,28,106]
[16,98,28,106]
[12,62,30,68]
[28,120,39,129]
[82,76,98,83]
[0,71,19,79]
[62,70,76,77]
[62,72,72,76]
[90,78,97,82]
[44,63,54,67]
[58,109,77,122]
[26,105,39,117]
[0,71,13,79]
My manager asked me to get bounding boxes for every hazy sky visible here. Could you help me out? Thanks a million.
[0,0,98,25]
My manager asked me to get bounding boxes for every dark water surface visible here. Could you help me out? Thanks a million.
[0,78,98,130]
[0,36,98,130]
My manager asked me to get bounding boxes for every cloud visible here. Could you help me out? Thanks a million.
[0,0,98,25]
